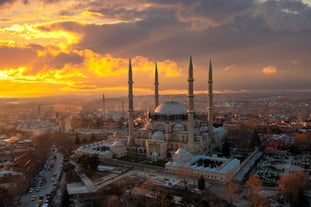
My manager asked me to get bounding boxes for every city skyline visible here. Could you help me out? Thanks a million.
[1,0,311,98]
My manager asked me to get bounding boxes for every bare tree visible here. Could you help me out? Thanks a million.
[223,172,239,206]
[246,174,268,207]
[277,170,309,207]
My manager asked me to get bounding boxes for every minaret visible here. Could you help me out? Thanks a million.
[208,60,214,147]
[127,58,134,148]
[187,56,195,152]
[121,99,124,114]
[102,93,105,120]
[37,104,41,121]
[154,62,159,108]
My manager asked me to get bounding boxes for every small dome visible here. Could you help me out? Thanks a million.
[175,148,190,155]
[154,101,187,115]
[173,148,193,162]
[280,134,290,141]
[151,131,164,139]
[173,123,185,131]
[111,141,124,147]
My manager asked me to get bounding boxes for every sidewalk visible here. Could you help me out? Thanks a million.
[235,151,263,182]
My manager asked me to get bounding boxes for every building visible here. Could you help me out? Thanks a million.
[165,148,240,183]
[127,57,226,161]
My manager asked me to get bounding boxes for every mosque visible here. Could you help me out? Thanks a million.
[126,57,226,161]
[75,57,239,183]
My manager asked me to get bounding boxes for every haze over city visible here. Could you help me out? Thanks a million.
[1,0,311,98]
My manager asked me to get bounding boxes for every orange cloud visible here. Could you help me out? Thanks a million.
[224,65,235,71]
[262,66,277,74]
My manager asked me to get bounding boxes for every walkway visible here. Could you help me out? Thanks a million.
[235,150,263,182]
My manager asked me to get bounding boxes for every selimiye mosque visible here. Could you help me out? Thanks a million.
[127,57,226,160]
[75,57,240,183]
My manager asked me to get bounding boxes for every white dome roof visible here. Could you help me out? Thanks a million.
[154,101,187,115]
[173,123,185,131]
[175,148,190,155]
[152,131,164,138]
[173,148,193,162]
[111,141,124,147]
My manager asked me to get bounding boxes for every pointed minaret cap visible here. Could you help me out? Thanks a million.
[209,59,213,82]
[188,55,194,80]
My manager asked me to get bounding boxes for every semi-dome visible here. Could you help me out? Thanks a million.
[173,148,193,162]
[154,101,187,115]
[151,131,164,139]
[111,141,124,147]
[173,123,185,131]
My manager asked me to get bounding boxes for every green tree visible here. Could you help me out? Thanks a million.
[198,199,210,207]
[88,154,100,171]
[222,139,230,157]
[250,129,261,149]
[76,154,89,171]
[60,185,70,207]
[198,175,206,192]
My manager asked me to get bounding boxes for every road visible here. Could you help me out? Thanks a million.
[18,148,63,207]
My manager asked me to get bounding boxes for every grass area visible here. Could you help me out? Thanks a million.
[117,155,166,168]
[144,160,166,168]
[118,155,148,163]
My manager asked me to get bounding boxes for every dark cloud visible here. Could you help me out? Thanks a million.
[0,0,17,7]
[49,52,84,69]
[0,44,39,68]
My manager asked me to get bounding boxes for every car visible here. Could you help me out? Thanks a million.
[31,195,36,201]
[28,188,34,193]
[35,187,41,192]
[37,199,43,205]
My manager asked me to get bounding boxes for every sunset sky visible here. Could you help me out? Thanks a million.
[1,0,311,98]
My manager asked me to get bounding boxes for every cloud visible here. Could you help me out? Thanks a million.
[224,65,235,71]
[262,66,277,74]
[0,0,17,7]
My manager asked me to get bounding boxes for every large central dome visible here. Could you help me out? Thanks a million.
[154,101,187,115]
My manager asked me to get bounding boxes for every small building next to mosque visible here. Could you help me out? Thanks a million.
[165,148,240,183]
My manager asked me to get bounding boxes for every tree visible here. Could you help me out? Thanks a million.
[75,133,80,145]
[277,171,309,207]
[0,187,14,207]
[224,172,239,206]
[76,154,99,171]
[250,129,261,149]
[246,174,268,207]
[107,195,123,207]
[60,185,70,207]
[198,175,206,192]
[155,188,173,207]
[88,154,100,171]
[76,154,89,171]
[222,139,230,157]
[198,199,210,207]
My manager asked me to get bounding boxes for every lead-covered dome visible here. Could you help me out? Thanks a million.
[154,101,187,115]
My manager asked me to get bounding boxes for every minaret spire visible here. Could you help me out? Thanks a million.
[208,59,214,148]
[187,56,194,153]
[154,61,159,108]
[127,58,134,149]
[102,93,105,120]
[188,56,194,112]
